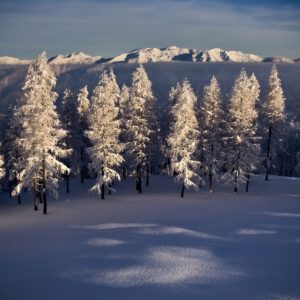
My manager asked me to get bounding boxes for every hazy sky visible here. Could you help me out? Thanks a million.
[0,0,299,59]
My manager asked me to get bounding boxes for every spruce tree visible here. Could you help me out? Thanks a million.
[167,79,200,197]
[264,65,285,181]
[125,65,156,192]
[119,84,130,179]
[201,76,225,192]
[222,70,260,192]
[76,85,90,183]
[86,70,123,199]
[61,88,81,192]
[3,106,23,203]
[12,51,69,214]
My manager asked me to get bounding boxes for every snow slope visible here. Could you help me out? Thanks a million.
[0,175,300,299]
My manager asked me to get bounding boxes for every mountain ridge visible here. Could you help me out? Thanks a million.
[0,47,298,65]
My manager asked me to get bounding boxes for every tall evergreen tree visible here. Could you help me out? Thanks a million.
[61,88,81,192]
[119,84,130,179]
[125,65,156,192]
[119,84,130,125]
[201,76,225,192]
[263,65,285,181]
[86,70,123,199]
[167,80,200,197]
[222,70,260,192]
[76,85,90,183]
[3,106,23,203]
[12,51,69,214]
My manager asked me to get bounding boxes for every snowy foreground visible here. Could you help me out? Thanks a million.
[0,175,300,300]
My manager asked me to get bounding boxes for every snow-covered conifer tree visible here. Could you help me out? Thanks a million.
[263,65,285,181]
[119,84,130,178]
[61,88,82,192]
[119,84,130,132]
[222,70,260,192]
[3,106,23,203]
[76,85,90,183]
[201,76,224,192]
[77,86,89,117]
[12,51,69,214]
[161,83,182,175]
[125,65,157,192]
[167,79,200,197]
[135,65,158,185]
[86,70,123,199]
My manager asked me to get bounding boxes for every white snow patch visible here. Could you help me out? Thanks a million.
[236,229,276,235]
[64,246,242,287]
[71,223,157,230]
[86,238,127,247]
[260,212,300,218]
[137,226,227,240]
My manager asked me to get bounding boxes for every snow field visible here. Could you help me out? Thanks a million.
[0,175,300,299]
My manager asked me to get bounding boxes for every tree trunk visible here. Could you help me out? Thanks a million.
[8,181,12,198]
[108,183,112,195]
[18,194,21,205]
[136,164,142,193]
[209,143,214,193]
[265,126,272,181]
[138,174,142,194]
[34,176,38,211]
[42,156,47,215]
[234,183,238,193]
[181,183,185,198]
[66,171,70,193]
[234,173,238,192]
[81,168,84,184]
[209,170,213,193]
[146,164,149,187]
[80,148,84,184]
[234,146,240,193]
[101,184,105,199]
[122,166,126,180]
[246,174,250,192]
[39,180,43,204]
[101,166,105,200]
[279,153,284,176]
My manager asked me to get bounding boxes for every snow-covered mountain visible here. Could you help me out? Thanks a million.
[102,46,264,63]
[0,56,32,65]
[106,46,192,63]
[262,56,294,64]
[48,52,102,65]
[0,47,297,65]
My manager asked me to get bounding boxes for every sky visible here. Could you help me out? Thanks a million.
[0,0,299,59]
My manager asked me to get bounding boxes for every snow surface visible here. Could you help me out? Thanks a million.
[0,174,300,299]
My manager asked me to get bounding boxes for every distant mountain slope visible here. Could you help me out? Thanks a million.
[0,47,297,65]
[0,56,32,65]
[48,52,102,65]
